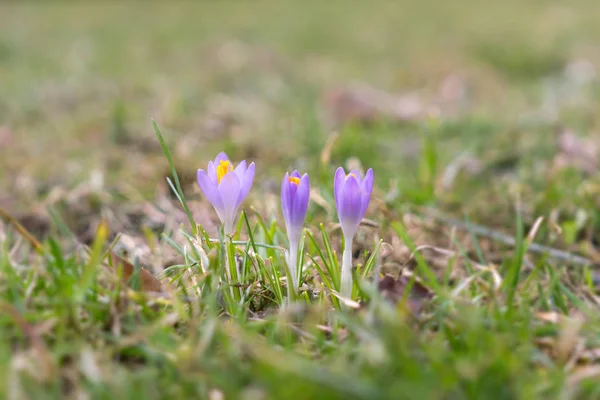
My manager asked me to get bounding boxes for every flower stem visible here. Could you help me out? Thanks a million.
[287,240,299,297]
[222,228,240,304]
[223,220,233,238]
[340,236,354,298]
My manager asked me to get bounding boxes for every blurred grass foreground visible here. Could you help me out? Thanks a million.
[1,1,600,399]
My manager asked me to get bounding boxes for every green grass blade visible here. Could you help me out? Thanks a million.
[152,120,197,236]
[392,221,441,292]
[504,207,525,315]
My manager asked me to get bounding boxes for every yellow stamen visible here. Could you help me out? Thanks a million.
[216,160,234,183]
[288,176,301,185]
[346,173,357,180]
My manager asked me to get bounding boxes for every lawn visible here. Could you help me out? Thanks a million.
[1,1,600,399]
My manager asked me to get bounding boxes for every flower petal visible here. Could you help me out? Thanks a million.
[349,169,363,185]
[360,168,374,217]
[218,172,241,231]
[333,167,346,212]
[197,169,222,208]
[214,152,229,165]
[236,162,255,206]
[207,161,218,183]
[281,172,292,226]
[362,168,374,194]
[291,173,310,231]
[339,174,362,237]
[234,160,247,181]
[198,169,226,222]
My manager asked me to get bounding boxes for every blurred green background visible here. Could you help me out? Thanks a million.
[1,1,599,231]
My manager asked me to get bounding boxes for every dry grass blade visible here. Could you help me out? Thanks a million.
[418,207,596,267]
[320,132,339,166]
[331,291,361,309]
[0,207,44,253]
[526,217,544,244]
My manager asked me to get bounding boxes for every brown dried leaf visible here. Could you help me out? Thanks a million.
[535,312,587,365]
[322,84,425,128]
[17,212,51,241]
[567,365,600,389]
[556,313,585,363]
[114,132,161,154]
[109,252,163,293]
[378,274,433,316]
[535,311,561,324]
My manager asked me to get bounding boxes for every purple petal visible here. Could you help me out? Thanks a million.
[234,160,247,181]
[282,172,299,227]
[214,152,229,165]
[288,178,299,198]
[197,169,226,222]
[333,167,346,213]
[281,173,292,225]
[359,168,374,217]
[359,192,371,220]
[197,169,223,208]
[349,169,363,185]
[362,168,374,195]
[218,172,242,228]
[291,174,310,231]
[207,161,217,183]
[339,175,362,237]
[290,170,301,179]
[236,161,255,206]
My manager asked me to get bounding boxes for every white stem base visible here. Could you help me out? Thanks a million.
[224,220,233,237]
[340,237,354,298]
[287,241,299,296]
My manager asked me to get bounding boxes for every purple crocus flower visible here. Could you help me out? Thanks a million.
[281,171,310,292]
[333,167,374,298]
[334,167,374,238]
[197,152,255,235]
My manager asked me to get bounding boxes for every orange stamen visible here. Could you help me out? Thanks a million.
[288,176,301,185]
[216,160,234,183]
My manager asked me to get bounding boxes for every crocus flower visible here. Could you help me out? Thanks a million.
[197,152,255,235]
[334,167,374,297]
[281,171,310,292]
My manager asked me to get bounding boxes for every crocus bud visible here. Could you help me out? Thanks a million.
[333,167,373,298]
[281,171,310,292]
[334,167,373,239]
